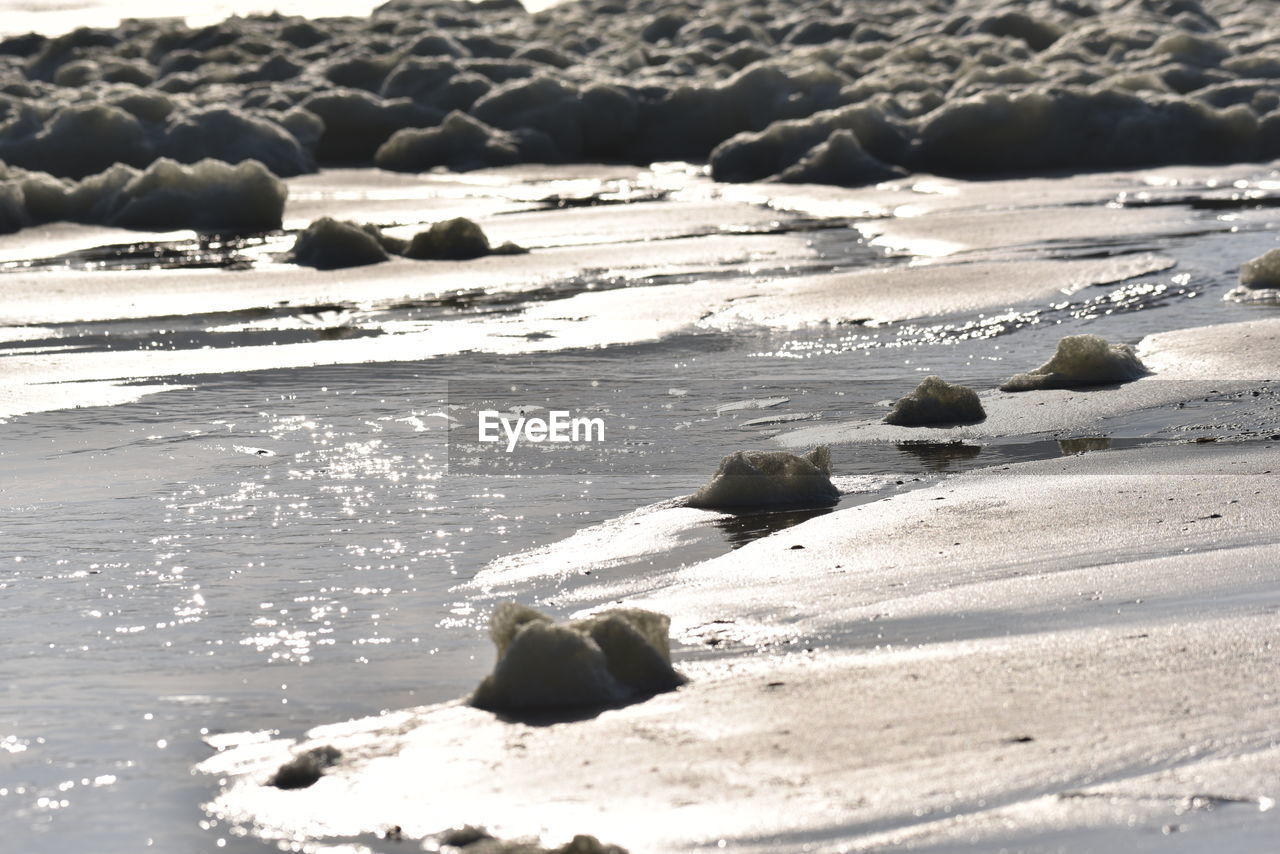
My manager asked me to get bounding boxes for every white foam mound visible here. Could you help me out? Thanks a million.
[470,603,685,712]
[883,376,985,426]
[6,0,1280,186]
[0,103,153,180]
[914,86,1259,175]
[1227,247,1280,302]
[1239,247,1280,288]
[0,181,26,234]
[772,128,908,187]
[302,89,442,163]
[291,217,392,269]
[404,216,491,260]
[107,158,287,232]
[687,446,839,511]
[1000,334,1149,392]
[0,157,287,234]
[375,110,524,172]
[710,104,905,184]
[471,75,583,160]
[159,107,314,178]
[288,215,523,268]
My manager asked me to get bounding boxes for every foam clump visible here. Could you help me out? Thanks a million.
[630,62,854,164]
[105,158,286,231]
[405,216,491,260]
[1239,248,1280,288]
[405,216,526,260]
[912,87,1259,174]
[709,105,906,184]
[291,217,394,269]
[159,107,314,177]
[772,129,908,187]
[383,60,491,112]
[1227,247,1280,303]
[470,603,685,713]
[1000,334,1149,392]
[430,827,628,854]
[883,376,985,427]
[3,0,1280,187]
[0,157,286,234]
[303,90,441,163]
[687,446,838,510]
[266,745,341,790]
[0,103,153,180]
[471,76,583,159]
[288,215,524,268]
[0,185,27,234]
[375,110,525,172]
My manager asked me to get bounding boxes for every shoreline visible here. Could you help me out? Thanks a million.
[201,435,1280,852]
[5,0,1280,844]
[5,153,1278,850]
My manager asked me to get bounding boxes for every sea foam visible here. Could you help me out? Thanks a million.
[0,156,286,233]
[687,446,839,510]
[291,216,393,269]
[1226,248,1280,303]
[289,215,521,268]
[1240,247,1280,286]
[883,376,985,426]
[470,603,685,713]
[0,0,1277,198]
[1000,334,1150,392]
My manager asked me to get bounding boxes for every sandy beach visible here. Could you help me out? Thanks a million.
[3,0,1280,851]
[203,440,1280,852]
[188,162,1280,851]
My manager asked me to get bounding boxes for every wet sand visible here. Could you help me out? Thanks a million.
[4,0,1280,848]
[203,440,1280,852]
[193,163,1280,852]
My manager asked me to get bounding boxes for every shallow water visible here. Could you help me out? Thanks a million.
[2,156,1279,851]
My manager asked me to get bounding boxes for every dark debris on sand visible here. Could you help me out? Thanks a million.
[266,744,342,789]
